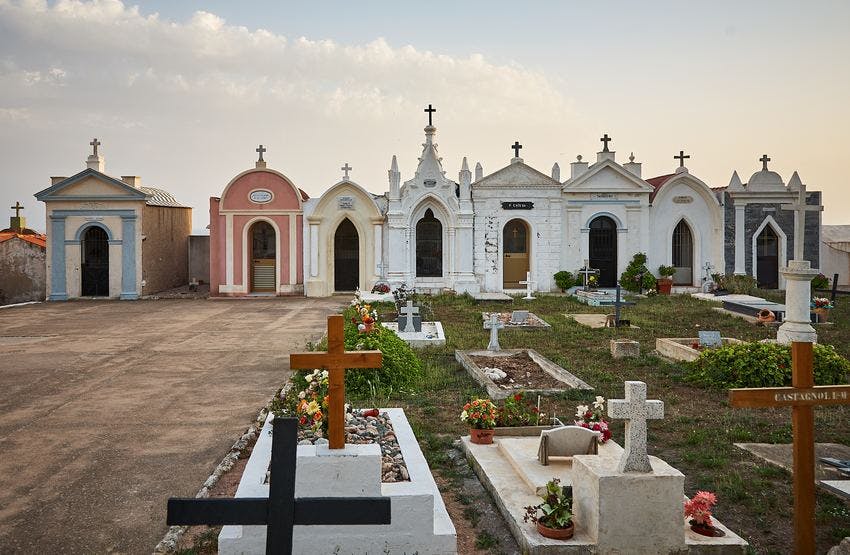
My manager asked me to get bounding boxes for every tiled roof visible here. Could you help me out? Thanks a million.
[299,189,310,201]
[645,173,676,202]
[140,186,188,208]
[0,231,47,249]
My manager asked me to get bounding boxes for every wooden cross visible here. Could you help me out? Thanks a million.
[519,271,535,300]
[512,141,523,158]
[424,103,436,126]
[399,300,419,333]
[729,341,850,555]
[759,153,771,170]
[600,133,612,152]
[256,144,267,162]
[608,381,664,473]
[674,150,690,167]
[341,162,352,180]
[781,183,823,261]
[289,315,382,449]
[11,201,24,218]
[166,417,391,555]
[89,138,101,157]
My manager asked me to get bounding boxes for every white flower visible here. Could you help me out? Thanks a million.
[575,404,589,418]
[298,391,306,399]
[321,370,329,380]
[593,396,605,410]
[460,410,469,422]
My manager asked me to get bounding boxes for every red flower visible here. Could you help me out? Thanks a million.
[299,415,307,425]
[514,393,523,401]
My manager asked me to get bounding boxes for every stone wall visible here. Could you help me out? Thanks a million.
[188,235,210,283]
[0,239,46,304]
[141,205,191,294]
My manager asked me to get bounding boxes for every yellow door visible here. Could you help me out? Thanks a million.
[252,259,276,292]
[503,219,529,288]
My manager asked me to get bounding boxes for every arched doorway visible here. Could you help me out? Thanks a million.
[334,218,359,292]
[671,219,694,285]
[756,225,779,289]
[589,216,617,287]
[416,208,442,277]
[81,226,109,296]
[250,221,276,293]
[503,219,529,288]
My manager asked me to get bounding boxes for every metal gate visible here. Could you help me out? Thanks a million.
[589,216,617,287]
[81,226,109,296]
[416,209,442,278]
[757,226,779,289]
[334,219,359,292]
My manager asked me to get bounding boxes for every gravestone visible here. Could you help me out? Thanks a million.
[519,271,535,300]
[510,310,529,325]
[487,313,503,352]
[537,425,601,465]
[398,300,422,333]
[607,381,664,473]
[698,330,723,348]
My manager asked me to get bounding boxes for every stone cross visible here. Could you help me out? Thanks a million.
[256,144,266,162]
[607,381,664,473]
[512,141,522,158]
[729,342,850,555]
[341,162,352,180]
[760,154,771,170]
[519,271,535,300]
[11,201,24,218]
[89,138,101,157]
[400,300,419,333]
[166,418,391,555]
[487,313,504,352]
[781,183,823,261]
[289,315,382,449]
[600,133,612,152]
[674,150,690,167]
[424,103,436,126]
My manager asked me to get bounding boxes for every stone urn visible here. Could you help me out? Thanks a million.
[469,428,494,445]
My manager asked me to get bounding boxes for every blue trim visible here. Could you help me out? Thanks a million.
[73,221,116,241]
[49,216,67,299]
[34,168,149,201]
[120,216,138,298]
[52,209,137,217]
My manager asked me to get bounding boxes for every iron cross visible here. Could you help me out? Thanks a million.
[424,104,436,126]
[89,138,101,157]
[674,150,690,167]
[11,201,24,218]
[512,141,523,158]
[760,154,771,170]
[256,144,267,162]
[341,162,352,180]
[600,134,612,152]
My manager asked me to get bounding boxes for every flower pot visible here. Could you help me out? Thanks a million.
[689,520,725,537]
[657,278,673,295]
[469,428,494,445]
[814,307,830,323]
[536,521,574,540]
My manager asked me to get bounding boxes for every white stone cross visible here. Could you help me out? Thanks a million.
[577,260,599,290]
[607,381,664,473]
[781,183,823,262]
[341,162,352,180]
[519,271,536,300]
[487,313,504,352]
[400,300,419,333]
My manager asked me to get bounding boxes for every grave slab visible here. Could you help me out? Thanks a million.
[656,337,745,362]
[564,313,609,328]
[359,292,395,303]
[821,480,850,500]
[733,442,850,482]
[610,339,640,358]
[382,321,446,348]
[471,291,513,301]
[482,311,551,330]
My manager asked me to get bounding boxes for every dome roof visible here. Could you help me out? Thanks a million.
[747,169,785,191]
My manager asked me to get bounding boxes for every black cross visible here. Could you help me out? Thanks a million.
[424,104,436,126]
[600,134,612,152]
[11,201,24,218]
[166,417,391,554]
[674,150,690,167]
[256,144,267,162]
[90,138,101,157]
[613,284,636,327]
[760,154,770,170]
[512,141,523,158]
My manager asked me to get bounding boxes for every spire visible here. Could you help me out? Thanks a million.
[413,122,446,183]
[459,157,472,200]
[551,163,560,181]
[788,171,803,191]
[728,170,744,191]
[388,155,400,199]
[474,162,483,181]
[461,157,469,172]
[86,137,104,172]
[391,154,398,172]
[623,152,642,178]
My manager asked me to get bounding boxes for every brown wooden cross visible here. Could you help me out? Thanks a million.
[729,341,850,555]
[289,315,382,449]
[11,201,24,218]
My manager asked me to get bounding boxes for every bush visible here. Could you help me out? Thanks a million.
[553,271,575,292]
[620,253,657,292]
[711,273,758,295]
[658,265,676,278]
[686,342,850,388]
[812,273,830,290]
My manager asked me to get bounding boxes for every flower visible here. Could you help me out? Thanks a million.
[593,396,605,410]
[461,399,497,429]
[812,297,834,309]
[684,491,718,527]
[575,397,611,442]
[575,404,589,418]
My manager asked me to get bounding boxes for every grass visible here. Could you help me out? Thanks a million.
[346,289,850,553]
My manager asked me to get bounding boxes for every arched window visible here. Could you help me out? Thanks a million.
[671,220,694,285]
[416,208,442,277]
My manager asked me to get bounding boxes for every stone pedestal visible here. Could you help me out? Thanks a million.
[610,339,640,358]
[571,454,687,554]
[777,260,818,345]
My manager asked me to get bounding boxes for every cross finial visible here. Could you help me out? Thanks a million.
[424,104,436,126]
[760,154,771,170]
[600,133,612,152]
[341,162,352,180]
[256,144,267,162]
[89,138,101,157]
[11,201,24,218]
[512,141,523,158]
[674,150,690,167]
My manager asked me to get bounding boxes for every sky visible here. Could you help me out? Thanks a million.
[1,0,849,234]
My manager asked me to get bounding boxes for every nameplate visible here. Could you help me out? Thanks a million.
[338,196,355,210]
[591,193,616,200]
[673,196,693,204]
[501,201,534,210]
[249,190,273,204]
[698,330,722,347]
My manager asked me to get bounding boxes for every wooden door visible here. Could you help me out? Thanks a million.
[672,220,694,285]
[503,219,529,288]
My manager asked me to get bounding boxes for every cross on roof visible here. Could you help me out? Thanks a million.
[512,141,523,158]
[760,154,771,170]
[487,313,504,352]
[166,417,391,554]
[289,315,382,449]
[729,342,850,554]
[89,138,101,157]
[11,201,24,218]
[607,381,664,473]
[600,133,612,152]
[256,144,267,162]
[781,184,823,261]
[424,104,436,126]
[400,300,419,333]
[674,150,690,167]
[341,162,352,180]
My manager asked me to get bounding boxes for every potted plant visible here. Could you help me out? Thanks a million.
[657,265,676,295]
[461,399,498,444]
[574,396,612,442]
[811,297,834,323]
[684,490,724,537]
[553,271,575,293]
[523,478,574,540]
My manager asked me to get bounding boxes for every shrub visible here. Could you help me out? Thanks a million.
[553,271,575,292]
[686,342,850,388]
[812,273,830,290]
[658,265,676,278]
[711,273,758,295]
[620,253,657,292]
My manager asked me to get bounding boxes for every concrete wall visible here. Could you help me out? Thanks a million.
[141,205,191,294]
[820,242,850,286]
[0,239,46,304]
[188,235,210,283]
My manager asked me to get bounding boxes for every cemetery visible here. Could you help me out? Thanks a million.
[482,310,552,329]
[655,331,745,363]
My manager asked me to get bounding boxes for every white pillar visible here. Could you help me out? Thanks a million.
[777,260,818,344]
[373,223,383,277]
[289,215,297,286]
[225,214,234,285]
[309,224,319,278]
[734,205,746,275]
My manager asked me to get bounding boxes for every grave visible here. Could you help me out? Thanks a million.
[610,338,640,359]
[397,300,421,332]
[471,291,513,301]
[359,291,395,303]
[481,311,551,330]
[563,313,609,329]
[656,333,745,362]
[382,321,446,348]
[461,380,748,553]
[573,288,617,306]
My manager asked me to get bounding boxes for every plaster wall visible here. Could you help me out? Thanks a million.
[0,239,46,304]
[141,205,191,294]
[820,242,850,286]
[188,235,210,283]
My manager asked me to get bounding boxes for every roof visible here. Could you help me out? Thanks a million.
[645,173,675,201]
[299,189,310,201]
[0,230,47,249]
[822,225,850,244]
[140,186,188,208]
